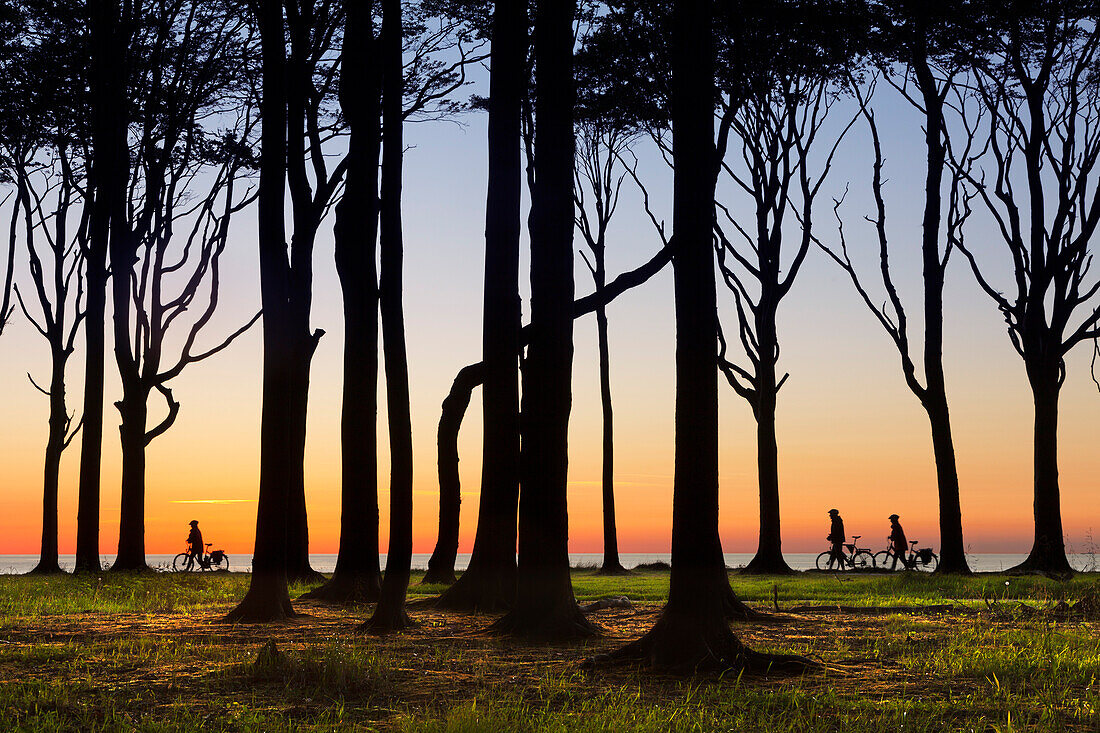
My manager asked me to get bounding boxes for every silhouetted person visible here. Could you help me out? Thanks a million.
[827,509,845,569]
[186,520,204,571]
[888,514,910,570]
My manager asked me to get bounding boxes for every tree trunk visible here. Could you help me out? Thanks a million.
[595,287,626,575]
[916,71,971,575]
[365,0,414,634]
[284,343,322,585]
[492,0,594,641]
[111,391,151,571]
[226,0,296,623]
[434,0,525,612]
[1009,373,1073,574]
[302,0,382,605]
[592,0,799,671]
[742,369,792,575]
[30,355,67,575]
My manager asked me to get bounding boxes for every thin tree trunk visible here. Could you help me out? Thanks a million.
[284,346,323,585]
[303,0,382,605]
[31,356,67,575]
[493,0,594,640]
[434,0,525,612]
[365,0,414,633]
[1010,374,1073,574]
[925,398,968,573]
[111,393,150,571]
[225,0,296,623]
[595,291,626,575]
[742,384,792,574]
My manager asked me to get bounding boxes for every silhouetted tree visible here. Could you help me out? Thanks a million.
[431,0,526,608]
[363,0,415,633]
[573,121,633,576]
[109,0,260,572]
[491,0,595,640]
[949,0,1100,575]
[710,0,859,575]
[817,0,978,575]
[593,0,812,671]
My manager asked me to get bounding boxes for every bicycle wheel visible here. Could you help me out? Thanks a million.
[816,551,845,571]
[852,551,875,570]
[873,550,894,570]
[171,553,190,572]
[214,556,230,572]
[913,552,938,572]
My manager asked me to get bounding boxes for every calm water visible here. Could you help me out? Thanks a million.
[1,552,1095,574]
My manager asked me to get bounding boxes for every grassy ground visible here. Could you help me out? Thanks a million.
[1,569,1098,731]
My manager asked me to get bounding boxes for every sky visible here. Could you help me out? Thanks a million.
[0,63,1098,561]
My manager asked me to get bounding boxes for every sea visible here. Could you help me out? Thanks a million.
[1,552,1096,574]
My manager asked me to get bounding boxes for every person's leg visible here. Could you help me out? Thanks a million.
[890,550,898,571]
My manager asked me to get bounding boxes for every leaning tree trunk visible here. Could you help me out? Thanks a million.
[30,355,68,575]
[111,389,151,571]
[492,0,594,641]
[925,396,969,574]
[591,0,799,672]
[365,0,414,634]
[433,0,525,611]
[225,0,296,623]
[302,0,382,605]
[595,284,626,575]
[1010,368,1073,575]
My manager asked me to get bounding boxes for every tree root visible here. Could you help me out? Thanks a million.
[739,554,796,576]
[433,566,515,613]
[224,577,297,623]
[298,574,381,605]
[359,606,416,635]
[490,601,600,641]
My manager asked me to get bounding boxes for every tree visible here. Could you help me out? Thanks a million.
[491,0,595,640]
[363,0,415,633]
[816,0,978,575]
[711,0,859,575]
[591,0,812,671]
[573,121,633,575]
[949,0,1100,575]
[225,0,297,622]
[431,0,526,609]
[109,0,260,572]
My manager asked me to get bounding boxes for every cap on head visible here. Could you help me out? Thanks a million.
[189,520,199,526]
[889,514,899,521]
[828,509,839,516]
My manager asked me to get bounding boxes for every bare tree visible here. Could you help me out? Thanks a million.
[574,121,632,575]
[948,1,1100,575]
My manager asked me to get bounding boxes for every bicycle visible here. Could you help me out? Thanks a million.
[172,543,230,572]
[816,535,876,571]
[873,539,938,572]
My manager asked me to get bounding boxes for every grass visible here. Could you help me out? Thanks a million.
[1,569,1098,731]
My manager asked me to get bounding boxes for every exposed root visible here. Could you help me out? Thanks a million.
[490,601,600,642]
[286,567,327,586]
[26,563,66,576]
[224,577,298,623]
[299,574,381,605]
[433,566,515,613]
[359,605,416,635]
[739,554,796,576]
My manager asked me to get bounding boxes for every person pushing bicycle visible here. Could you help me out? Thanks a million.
[827,509,845,569]
[185,520,204,571]
[888,514,910,570]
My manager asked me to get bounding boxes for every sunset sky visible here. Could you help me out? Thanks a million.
[1,66,1098,560]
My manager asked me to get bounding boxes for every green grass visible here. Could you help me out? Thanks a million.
[1,570,1098,731]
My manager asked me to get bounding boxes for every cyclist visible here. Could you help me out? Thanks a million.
[827,509,845,569]
[185,520,204,571]
[888,514,910,570]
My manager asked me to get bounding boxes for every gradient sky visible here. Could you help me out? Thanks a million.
[1,64,1098,559]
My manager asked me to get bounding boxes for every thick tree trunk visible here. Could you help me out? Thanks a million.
[595,294,626,575]
[111,393,151,571]
[593,0,796,671]
[1009,375,1073,574]
[31,357,67,575]
[365,0,414,634]
[434,0,525,612]
[303,0,382,605]
[226,0,296,623]
[492,0,594,641]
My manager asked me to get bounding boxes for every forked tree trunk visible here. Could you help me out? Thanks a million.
[1010,371,1073,574]
[592,0,804,671]
[434,0,525,612]
[30,356,68,575]
[225,0,296,623]
[365,0,414,633]
[492,0,595,641]
[302,0,383,605]
[111,391,151,571]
